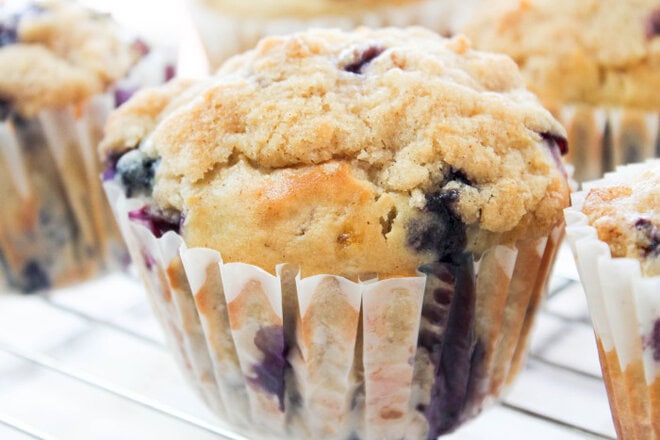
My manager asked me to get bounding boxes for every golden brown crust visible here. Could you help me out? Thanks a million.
[183,161,421,278]
[99,79,199,159]
[463,0,660,110]
[0,0,143,116]
[103,28,570,277]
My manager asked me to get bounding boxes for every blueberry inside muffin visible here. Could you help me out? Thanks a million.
[101,28,570,434]
[581,164,660,276]
[0,0,172,292]
[101,28,570,279]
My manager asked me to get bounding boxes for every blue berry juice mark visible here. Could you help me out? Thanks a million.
[114,87,138,108]
[418,254,479,438]
[541,132,568,155]
[343,46,385,74]
[646,8,660,39]
[164,64,176,82]
[102,152,122,181]
[249,325,287,411]
[128,206,180,238]
[643,319,660,362]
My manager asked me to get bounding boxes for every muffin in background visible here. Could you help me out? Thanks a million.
[565,159,659,439]
[101,27,570,439]
[0,0,173,292]
[188,0,482,69]
[462,0,660,181]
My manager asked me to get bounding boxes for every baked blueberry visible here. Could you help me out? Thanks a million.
[634,218,659,257]
[406,169,470,262]
[645,7,660,39]
[115,149,158,197]
[20,260,50,293]
[343,46,384,74]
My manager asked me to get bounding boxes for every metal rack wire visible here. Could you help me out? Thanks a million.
[0,245,616,440]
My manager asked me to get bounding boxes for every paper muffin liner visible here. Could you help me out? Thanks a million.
[188,0,481,70]
[0,50,173,293]
[105,180,564,439]
[556,104,659,182]
[564,159,660,439]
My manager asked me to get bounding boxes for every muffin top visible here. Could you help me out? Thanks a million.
[582,162,659,276]
[462,0,660,110]
[0,0,145,117]
[196,0,423,19]
[101,27,570,279]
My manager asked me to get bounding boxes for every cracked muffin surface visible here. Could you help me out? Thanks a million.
[0,0,144,117]
[462,0,660,110]
[101,27,570,278]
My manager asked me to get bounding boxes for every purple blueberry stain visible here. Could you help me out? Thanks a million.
[102,151,122,181]
[541,132,569,156]
[114,87,138,108]
[645,319,660,362]
[128,206,181,238]
[0,98,11,121]
[645,7,660,39]
[164,64,176,82]
[343,46,385,74]
[406,167,489,436]
[141,249,157,271]
[249,325,287,411]
[541,132,569,176]
[418,254,479,438]
[634,218,659,258]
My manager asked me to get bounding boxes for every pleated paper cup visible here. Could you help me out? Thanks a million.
[565,159,660,439]
[189,0,482,70]
[105,179,564,439]
[0,51,173,293]
[556,104,659,182]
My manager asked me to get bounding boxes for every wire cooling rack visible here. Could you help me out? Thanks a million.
[0,244,616,440]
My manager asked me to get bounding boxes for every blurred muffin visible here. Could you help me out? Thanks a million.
[0,0,173,292]
[102,28,569,438]
[462,0,660,181]
[189,0,482,69]
[565,159,659,439]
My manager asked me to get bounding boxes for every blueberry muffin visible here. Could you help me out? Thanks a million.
[462,0,660,181]
[102,27,570,439]
[189,0,481,69]
[0,0,173,292]
[565,159,659,439]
